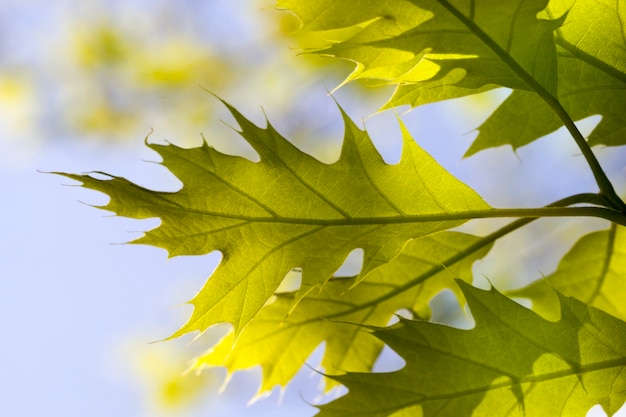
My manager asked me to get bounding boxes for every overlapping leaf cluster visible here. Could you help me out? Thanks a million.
[59,0,626,416]
[280,0,626,153]
[62,101,502,405]
[317,282,626,417]
[193,231,492,393]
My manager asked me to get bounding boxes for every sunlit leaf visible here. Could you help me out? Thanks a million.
[53,1,626,414]
[192,231,493,394]
[58,99,489,337]
[280,0,626,153]
[280,0,562,99]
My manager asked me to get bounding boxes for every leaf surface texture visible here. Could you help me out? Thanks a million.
[280,0,626,152]
[317,282,626,417]
[511,224,626,322]
[192,231,492,393]
[60,101,488,336]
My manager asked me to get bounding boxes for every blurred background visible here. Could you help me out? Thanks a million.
[1,1,624,416]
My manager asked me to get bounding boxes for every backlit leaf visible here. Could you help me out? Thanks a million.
[510,224,626,321]
[192,231,493,394]
[58,100,489,337]
[280,0,626,153]
[317,281,626,417]
[400,0,626,152]
[280,0,562,102]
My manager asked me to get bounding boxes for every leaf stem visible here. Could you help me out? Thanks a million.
[537,97,625,211]
[306,194,606,323]
[233,205,626,226]
[364,356,626,412]
[588,222,617,304]
[555,38,626,85]
[435,0,626,211]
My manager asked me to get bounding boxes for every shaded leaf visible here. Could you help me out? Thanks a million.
[318,281,626,417]
[510,224,626,321]
[468,49,626,155]
[430,0,626,154]
[58,99,489,337]
[192,231,493,394]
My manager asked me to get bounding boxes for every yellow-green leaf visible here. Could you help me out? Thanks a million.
[58,100,489,337]
[280,0,626,153]
[192,231,493,394]
[281,0,562,101]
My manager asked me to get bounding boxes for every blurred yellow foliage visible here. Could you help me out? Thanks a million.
[73,26,128,68]
[71,95,137,135]
[63,19,233,139]
[0,74,36,134]
[130,40,231,89]
[135,344,222,411]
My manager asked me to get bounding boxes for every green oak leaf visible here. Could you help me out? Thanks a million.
[192,231,492,394]
[58,99,489,337]
[467,0,626,154]
[509,224,626,322]
[543,0,626,76]
[467,73,625,155]
[280,0,562,101]
[546,0,626,148]
[317,281,626,417]
[400,0,626,154]
[281,0,626,153]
